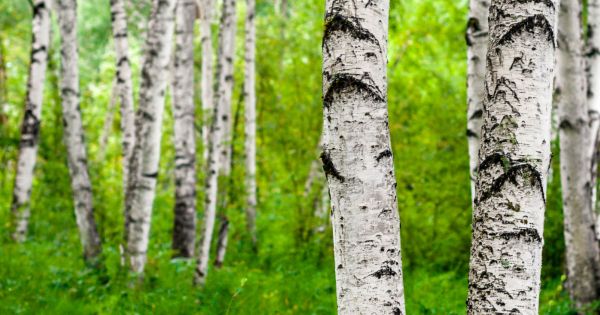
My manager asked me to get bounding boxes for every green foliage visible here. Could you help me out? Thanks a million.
[0,0,582,313]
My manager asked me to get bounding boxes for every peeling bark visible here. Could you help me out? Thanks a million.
[557,0,600,306]
[171,0,197,259]
[125,0,176,273]
[466,0,489,203]
[57,0,102,263]
[322,1,405,314]
[244,0,257,246]
[10,0,51,242]
[467,1,557,313]
[110,0,136,191]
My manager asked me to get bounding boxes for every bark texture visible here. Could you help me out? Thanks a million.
[588,0,600,238]
[171,0,197,259]
[244,0,257,246]
[110,0,136,190]
[557,0,600,306]
[322,1,405,314]
[194,0,236,286]
[10,0,51,242]
[199,0,214,162]
[57,0,102,263]
[125,0,176,273]
[467,1,557,313]
[466,0,489,203]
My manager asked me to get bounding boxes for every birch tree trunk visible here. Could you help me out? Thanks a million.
[557,0,600,306]
[465,0,488,203]
[199,0,214,162]
[194,0,236,286]
[243,0,257,246]
[467,1,557,313]
[125,0,176,273]
[10,0,51,242]
[171,0,197,259]
[587,0,600,238]
[322,1,405,313]
[214,215,229,267]
[57,0,102,263]
[110,0,136,191]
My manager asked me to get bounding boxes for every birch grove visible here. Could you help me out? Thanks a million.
[465,0,488,203]
[10,0,51,242]
[195,0,237,285]
[322,0,405,313]
[558,0,600,306]
[467,1,557,313]
[171,0,197,259]
[244,0,257,246]
[109,0,136,190]
[57,0,103,263]
[125,0,176,273]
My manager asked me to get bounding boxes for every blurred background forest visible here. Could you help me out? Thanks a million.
[0,0,573,313]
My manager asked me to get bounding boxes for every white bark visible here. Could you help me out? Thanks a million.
[467,1,557,313]
[10,0,51,242]
[588,0,600,239]
[199,0,214,162]
[110,0,136,191]
[98,79,118,161]
[557,0,600,307]
[466,0,489,204]
[244,0,257,246]
[171,0,197,259]
[57,0,102,263]
[322,1,405,314]
[194,0,236,286]
[125,0,176,273]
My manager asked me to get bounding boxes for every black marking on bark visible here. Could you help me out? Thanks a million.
[478,163,545,204]
[513,0,555,10]
[323,13,380,48]
[496,14,555,48]
[61,87,78,97]
[498,228,542,243]
[143,172,158,178]
[20,109,41,147]
[469,109,483,120]
[320,151,345,182]
[466,129,479,138]
[466,17,481,46]
[323,74,385,108]
[393,307,402,315]
[32,1,46,17]
[370,265,397,279]
[376,149,392,162]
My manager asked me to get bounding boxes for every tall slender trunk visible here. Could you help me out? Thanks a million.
[467,1,557,313]
[171,0,197,259]
[194,0,236,286]
[57,0,102,264]
[199,0,214,162]
[465,0,488,204]
[214,215,229,267]
[125,0,176,273]
[243,0,257,246]
[322,1,405,314]
[98,80,118,161]
[10,0,51,242]
[557,0,600,307]
[587,0,600,238]
[110,0,136,191]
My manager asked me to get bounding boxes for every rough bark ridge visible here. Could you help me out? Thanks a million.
[557,0,600,306]
[10,0,51,242]
[110,0,136,191]
[587,0,600,238]
[466,0,489,203]
[57,0,102,263]
[244,0,257,246]
[322,0,405,314]
[125,0,176,273]
[194,0,236,286]
[171,0,197,259]
[467,1,557,313]
[199,0,214,162]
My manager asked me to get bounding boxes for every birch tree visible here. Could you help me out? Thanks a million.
[198,0,214,162]
[322,0,405,313]
[557,0,600,307]
[125,0,176,273]
[110,0,135,190]
[587,0,600,238]
[195,0,237,285]
[171,0,197,259]
[10,0,51,242]
[57,0,102,263]
[465,0,488,203]
[467,1,557,313]
[244,0,257,246]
